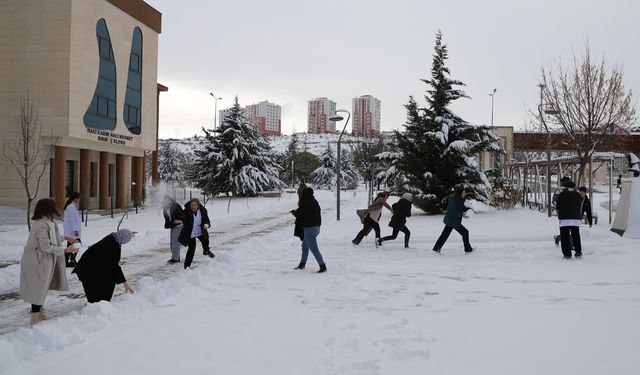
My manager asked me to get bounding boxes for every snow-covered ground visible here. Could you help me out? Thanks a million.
[1,190,639,375]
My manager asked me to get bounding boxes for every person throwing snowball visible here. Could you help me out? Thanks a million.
[433,186,474,253]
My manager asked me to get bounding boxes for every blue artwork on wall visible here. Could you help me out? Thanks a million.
[83,18,117,131]
[124,27,143,135]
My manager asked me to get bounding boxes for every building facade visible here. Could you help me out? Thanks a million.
[218,101,281,136]
[479,126,514,171]
[307,97,336,134]
[352,95,381,137]
[246,101,281,136]
[0,0,163,211]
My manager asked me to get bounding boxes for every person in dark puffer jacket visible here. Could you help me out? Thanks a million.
[290,187,326,273]
[555,178,584,259]
[379,193,413,248]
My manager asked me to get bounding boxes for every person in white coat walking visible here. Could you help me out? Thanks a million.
[20,198,79,325]
[63,192,82,267]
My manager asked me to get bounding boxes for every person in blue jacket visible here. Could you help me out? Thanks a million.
[432,186,473,253]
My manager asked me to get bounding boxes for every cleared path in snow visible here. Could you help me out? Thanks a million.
[0,208,296,335]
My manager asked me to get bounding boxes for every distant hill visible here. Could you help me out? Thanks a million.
[159,133,383,157]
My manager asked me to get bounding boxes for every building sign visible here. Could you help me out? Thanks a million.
[86,128,134,146]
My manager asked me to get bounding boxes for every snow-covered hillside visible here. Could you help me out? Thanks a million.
[161,133,381,157]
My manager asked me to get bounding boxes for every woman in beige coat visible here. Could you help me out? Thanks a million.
[20,198,78,324]
[352,192,392,245]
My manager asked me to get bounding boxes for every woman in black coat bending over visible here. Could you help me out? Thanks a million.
[73,229,135,303]
[290,187,326,273]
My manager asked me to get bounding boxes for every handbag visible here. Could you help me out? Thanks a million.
[356,209,369,224]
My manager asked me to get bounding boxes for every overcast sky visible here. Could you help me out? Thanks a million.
[145,0,640,139]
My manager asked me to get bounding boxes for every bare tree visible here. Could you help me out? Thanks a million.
[539,44,637,185]
[2,94,54,230]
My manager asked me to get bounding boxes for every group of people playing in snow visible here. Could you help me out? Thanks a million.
[19,196,136,325]
[352,186,474,253]
[161,196,215,269]
[18,176,592,326]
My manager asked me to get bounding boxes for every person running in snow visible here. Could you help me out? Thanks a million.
[352,192,392,246]
[63,192,82,268]
[432,186,474,253]
[291,187,327,273]
[578,186,593,228]
[379,193,413,248]
[162,196,184,264]
[555,178,584,259]
[179,198,215,270]
[72,229,135,303]
[20,198,79,325]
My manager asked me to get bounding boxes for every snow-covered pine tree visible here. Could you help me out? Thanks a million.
[286,132,299,158]
[189,96,284,196]
[310,143,336,189]
[158,142,183,184]
[339,149,359,190]
[376,137,405,192]
[392,31,501,213]
[279,132,300,185]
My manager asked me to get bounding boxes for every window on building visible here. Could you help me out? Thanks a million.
[65,160,74,197]
[90,162,98,197]
[108,164,115,197]
[124,27,143,135]
[84,18,117,130]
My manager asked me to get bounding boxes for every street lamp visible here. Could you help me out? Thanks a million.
[489,88,497,128]
[209,92,222,130]
[329,109,351,221]
[537,83,560,218]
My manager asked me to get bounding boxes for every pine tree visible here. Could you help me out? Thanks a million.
[286,132,299,158]
[391,31,501,213]
[339,149,359,190]
[189,96,284,196]
[310,143,337,189]
[158,142,183,184]
[279,132,300,185]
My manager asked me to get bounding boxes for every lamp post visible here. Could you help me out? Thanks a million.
[209,92,222,129]
[329,109,351,221]
[489,88,497,128]
[537,83,560,218]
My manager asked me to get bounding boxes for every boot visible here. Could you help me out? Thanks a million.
[376,238,383,246]
[317,264,327,273]
[294,262,305,270]
[352,238,361,245]
[30,311,46,326]
[404,234,410,249]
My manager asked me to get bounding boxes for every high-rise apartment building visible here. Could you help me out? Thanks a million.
[352,95,381,137]
[246,101,282,136]
[218,101,282,136]
[307,97,336,134]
